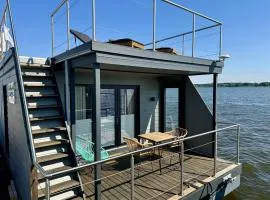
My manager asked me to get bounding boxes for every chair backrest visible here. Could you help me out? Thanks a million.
[166,128,188,139]
[76,135,94,153]
[123,137,143,152]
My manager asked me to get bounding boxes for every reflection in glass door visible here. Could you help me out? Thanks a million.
[120,89,135,143]
[100,89,115,146]
[75,85,138,147]
[165,88,179,131]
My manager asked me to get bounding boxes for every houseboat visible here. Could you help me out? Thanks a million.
[0,0,241,199]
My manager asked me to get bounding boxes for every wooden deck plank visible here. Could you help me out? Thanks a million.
[81,152,233,200]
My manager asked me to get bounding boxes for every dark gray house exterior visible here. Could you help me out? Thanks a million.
[0,1,241,199]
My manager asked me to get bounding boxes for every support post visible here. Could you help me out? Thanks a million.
[131,154,135,200]
[180,141,184,196]
[152,0,157,51]
[65,60,70,132]
[45,178,50,200]
[192,14,195,57]
[66,0,70,50]
[182,35,185,56]
[219,25,222,57]
[51,16,54,57]
[92,0,96,41]
[237,125,240,164]
[93,66,101,200]
[213,73,218,176]
[69,67,76,150]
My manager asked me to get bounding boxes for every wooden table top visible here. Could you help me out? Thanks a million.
[138,132,176,143]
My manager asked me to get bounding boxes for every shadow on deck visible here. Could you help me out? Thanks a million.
[79,149,232,200]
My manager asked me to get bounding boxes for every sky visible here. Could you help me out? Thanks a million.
[1,0,270,83]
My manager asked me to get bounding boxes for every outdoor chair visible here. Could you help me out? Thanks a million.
[123,137,154,174]
[76,135,109,163]
[165,128,188,165]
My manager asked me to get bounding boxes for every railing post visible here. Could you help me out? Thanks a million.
[180,141,184,196]
[131,154,135,200]
[237,125,240,163]
[51,16,54,57]
[66,0,70,50]
[45,178,50,200]
[213,73,218,177]
[182,35,185,56]
[92,0,96,41]
[152,0,157,51]
[219,24,222,57]
[192,13,195,57]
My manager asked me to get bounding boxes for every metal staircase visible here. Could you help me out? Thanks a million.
[21,62,84,200]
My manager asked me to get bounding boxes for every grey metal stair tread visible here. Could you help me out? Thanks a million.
[24,83,56,87]
[32,127,67,135]
[38,180,80,198]
[28,104,60,109]
[26,93,58,97]
[34,139,69,149]
[37,153,70,163]
[20,63,51,68]
[30,115,64,121]
[22,73,52,77]
[37,165,73,180]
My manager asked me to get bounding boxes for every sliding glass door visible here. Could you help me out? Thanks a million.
[75,85,138,147]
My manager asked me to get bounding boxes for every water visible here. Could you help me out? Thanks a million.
[197,87,270,200]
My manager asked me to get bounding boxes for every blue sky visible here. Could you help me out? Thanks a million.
[2,0,270,83]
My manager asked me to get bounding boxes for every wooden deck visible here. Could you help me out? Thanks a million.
[79,150,233,200]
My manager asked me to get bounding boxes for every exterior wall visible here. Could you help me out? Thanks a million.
[54,68,160,135]
[0,51,32,200]
[184,77,214,157]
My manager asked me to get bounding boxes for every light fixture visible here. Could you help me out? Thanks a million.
[219,54,231,62]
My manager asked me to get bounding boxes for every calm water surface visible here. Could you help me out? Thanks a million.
[197,87,270,200]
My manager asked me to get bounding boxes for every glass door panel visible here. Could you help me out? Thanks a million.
[165,88,179,131]
[120,89,135,143]
[75,85,93,141]
[101,89,116,146]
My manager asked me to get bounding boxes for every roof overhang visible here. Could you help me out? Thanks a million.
[52,41,224,75]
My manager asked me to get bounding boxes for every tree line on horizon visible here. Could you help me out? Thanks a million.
[195,82,270,87]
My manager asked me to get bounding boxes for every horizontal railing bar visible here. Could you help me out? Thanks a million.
[42,124,239,178]
[161,0,222,24]
[144,23,220,46]
[51,0,68,16]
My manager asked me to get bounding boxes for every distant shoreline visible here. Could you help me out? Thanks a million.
[196,82,270,87]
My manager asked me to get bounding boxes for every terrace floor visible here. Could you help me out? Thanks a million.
[79,149,234,200]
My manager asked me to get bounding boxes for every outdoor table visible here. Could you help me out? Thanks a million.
[138,132,176,173]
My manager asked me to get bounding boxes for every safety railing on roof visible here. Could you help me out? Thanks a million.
[51,0,222,59]
[35,123,240,200]
[0,1,37,163]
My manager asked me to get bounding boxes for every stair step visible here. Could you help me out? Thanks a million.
[26,93,58,98]
[38,180,80,198]
[20,63,51,68]
[22,73,52,77]
[38,165,73,180]
[32,127,67,135]
[30,115,64,122]
[24,83,56,87]
[28,104,60,109]
[34,139,69,149]
[37,153,70,164]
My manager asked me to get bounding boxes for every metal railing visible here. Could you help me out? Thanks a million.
[0,1,37,163]
[51,0,222,58]
[35,123,240,199]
